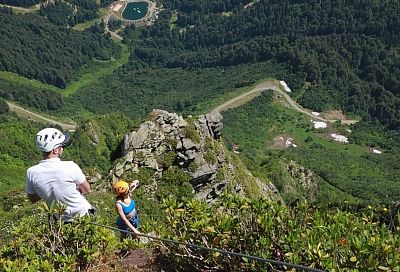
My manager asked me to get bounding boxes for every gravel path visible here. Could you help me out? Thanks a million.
[6,101,77,131]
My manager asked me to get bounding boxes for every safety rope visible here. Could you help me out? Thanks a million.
[91,222,326,272]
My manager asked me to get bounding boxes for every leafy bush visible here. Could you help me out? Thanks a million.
[123,167,156,186]
[0,203,117,271]
[161,195,400,271]
[156,166,193,201]
[183,123,200,144]
[156,151,176,169]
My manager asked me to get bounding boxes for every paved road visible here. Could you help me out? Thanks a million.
[212,80,358,125]
[6,101,77,131]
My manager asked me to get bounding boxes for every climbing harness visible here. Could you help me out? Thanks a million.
[91,222,326,272]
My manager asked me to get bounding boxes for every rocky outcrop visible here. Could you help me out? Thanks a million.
[84,122,100,145]
[285,160,318,200]
[196,111,223,139]
[108,110,278,202]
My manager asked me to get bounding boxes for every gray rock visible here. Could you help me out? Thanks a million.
[182,138,197,150]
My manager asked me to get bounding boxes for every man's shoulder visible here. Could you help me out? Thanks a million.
[59,160,81,169]
[59,160,79,166]
[27,163,41,174]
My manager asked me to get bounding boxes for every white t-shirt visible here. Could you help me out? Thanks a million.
[26,158,92,221]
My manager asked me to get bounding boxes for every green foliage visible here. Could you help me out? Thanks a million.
[108,19,121,31]
[63,112,134,173]
[223,91,400,205]
[1,0,41,7]
[156,166,193,201]
[0,13,118,88]
[0,99,9,114]
[182,123,200,143]
[204,149,217,164]
[128,0,400,130]
[156,151,176,169]
[64,62,289,118]
[0,114,41,166]
[123,167,156,186]
[187,160,198,172]
[40,0,99,27]
[0,6,13,14]
[161,195,400,271]
[0,155,26,195]
[0,203,117,271]
[40,0,74,26]
[0,80,64,111]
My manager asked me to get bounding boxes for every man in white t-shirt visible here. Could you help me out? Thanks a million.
[26,127,94,222]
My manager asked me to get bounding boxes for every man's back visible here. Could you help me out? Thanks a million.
[26,157,92,221]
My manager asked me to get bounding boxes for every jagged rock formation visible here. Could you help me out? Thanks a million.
[285,160,318,200]
[108,109,279,202]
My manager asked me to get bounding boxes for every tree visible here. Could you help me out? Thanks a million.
[0,99,9,114]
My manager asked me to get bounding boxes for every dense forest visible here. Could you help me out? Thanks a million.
[0,80,64,111]
[124,0,400,130]
[40,0,99,27]
[0,13,119,88]
[64,62,294,118]
[1,0,43,7]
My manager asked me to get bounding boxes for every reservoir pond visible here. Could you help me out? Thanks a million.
[122,1,148,20]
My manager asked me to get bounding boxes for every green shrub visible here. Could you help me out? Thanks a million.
[183,123,200,144]
[156,167,193,201]
[124,167,156,185]
[0,202,117,271]
[156,151,176,169]
[161,195,400,271]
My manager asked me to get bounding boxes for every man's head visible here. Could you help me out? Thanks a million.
[36,128,70,157]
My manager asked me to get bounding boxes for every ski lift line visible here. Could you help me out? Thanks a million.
[91,222,326,272]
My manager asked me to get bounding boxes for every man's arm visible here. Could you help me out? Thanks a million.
[78,180,91,194]
[27,193,41,203]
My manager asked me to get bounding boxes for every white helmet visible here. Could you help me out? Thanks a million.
[36,128,70,152]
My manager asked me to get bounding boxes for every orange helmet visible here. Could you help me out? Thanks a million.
[113,181,129,195]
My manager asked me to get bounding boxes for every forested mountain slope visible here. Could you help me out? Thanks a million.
[125,0,400,130]
[0,12,119,87]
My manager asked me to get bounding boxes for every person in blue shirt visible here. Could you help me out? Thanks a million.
[113,180,141,240]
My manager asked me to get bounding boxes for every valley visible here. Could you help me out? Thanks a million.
[0,0,399,270]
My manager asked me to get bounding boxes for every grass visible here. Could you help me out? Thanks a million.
[61,43,129,97]
[73,8,109,31]
[169,12,178,30]
[0,161,26,195]
[0,71,59,92]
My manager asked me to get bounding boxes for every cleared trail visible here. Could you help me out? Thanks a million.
[6,101,77,131]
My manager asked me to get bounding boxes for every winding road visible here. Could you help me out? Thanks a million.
[6,101,77,131]
[212,80,358,125]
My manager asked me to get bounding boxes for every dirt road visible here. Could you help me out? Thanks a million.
[6,101,77,131]
[212,80,280,112]
[212,80,358,125]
